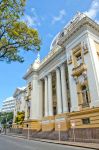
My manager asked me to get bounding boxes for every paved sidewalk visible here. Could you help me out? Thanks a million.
[34,138,99,150]
[2,133,99,150]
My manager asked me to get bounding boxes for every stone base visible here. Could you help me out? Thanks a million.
[42,116,55,131]
[55,113,70,131]
[68,128,99,143]
[23,119,41,131]
[11,128,23,134]
[69,107,99,128]
[18,128,99,143]
[12,107,99,132]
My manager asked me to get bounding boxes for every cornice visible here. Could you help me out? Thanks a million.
[23,67,33,80]
[58,17,99,46]
[23,14,99,80]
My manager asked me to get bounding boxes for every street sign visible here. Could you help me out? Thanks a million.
[70,120,76,142]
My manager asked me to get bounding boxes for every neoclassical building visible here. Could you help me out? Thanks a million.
[13,12,99,138]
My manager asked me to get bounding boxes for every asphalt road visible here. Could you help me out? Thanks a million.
[0,135,92,150]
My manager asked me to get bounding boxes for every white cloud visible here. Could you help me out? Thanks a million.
[52,9,66,24]
[21,8,41,27]
[84,0,99,19]
[48,33,53,38]
[31,7,41,26]
[22,14,35,27]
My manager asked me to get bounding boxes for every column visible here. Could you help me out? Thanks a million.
[25,102,28,120]
[60,64,68,112]
[44,77,48,116]
[38,80,43,119]
[48,73,53,116]
[56,68,62,114]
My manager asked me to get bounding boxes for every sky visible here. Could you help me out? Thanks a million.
[0,0,99,109]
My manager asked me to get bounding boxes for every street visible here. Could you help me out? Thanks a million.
[0,135,92,150]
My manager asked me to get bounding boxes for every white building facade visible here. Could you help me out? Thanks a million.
[1,97,15,112]
[13,87,26,121]
[13,13,99,136]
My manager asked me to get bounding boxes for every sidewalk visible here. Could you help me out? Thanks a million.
[2,133,99,150]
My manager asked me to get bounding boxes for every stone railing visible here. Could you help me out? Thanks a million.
[40,46,62,67]
[72,63,87,76]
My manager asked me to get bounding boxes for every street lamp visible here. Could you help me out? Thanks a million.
[71,121,76,142]
[58,123,61,142]
[27,124,30,140]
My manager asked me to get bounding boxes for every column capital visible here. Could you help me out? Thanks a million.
[56,67,60,72]
[60,63,66,68]
[44,76,48,80]
[48,72,52,76]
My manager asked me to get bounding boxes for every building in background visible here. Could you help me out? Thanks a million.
[13,87,26,122]
[1,97,15,112]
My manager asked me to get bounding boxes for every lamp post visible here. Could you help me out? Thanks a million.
[58,123,61,142]
[27,124,29,140]
[5,117,7,135]
[2,113,8,135]
[71,121,76,142]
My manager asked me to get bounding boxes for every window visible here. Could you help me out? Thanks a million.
[53,106,57,115]
[76,52,82,61]
[82,118,90,124]
[75,52,82,66]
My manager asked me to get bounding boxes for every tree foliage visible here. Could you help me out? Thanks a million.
[0,112,13,125]
[0,0,41,63]
[15,111,25,124]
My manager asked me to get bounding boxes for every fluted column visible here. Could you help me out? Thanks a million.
[48,73,53,116]
[25,102,28,120]
[60,64,68,112]
[56,68,62,114]
[44,77,48,116]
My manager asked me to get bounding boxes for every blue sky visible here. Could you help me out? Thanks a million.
[0,0,99,108]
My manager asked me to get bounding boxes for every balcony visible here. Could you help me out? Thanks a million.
[72,63,87,76]
[82,102,90,108]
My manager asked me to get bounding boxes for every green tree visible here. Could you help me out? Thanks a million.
[0,112,13,125]
[15,111,25,124]
[0,0,41,63]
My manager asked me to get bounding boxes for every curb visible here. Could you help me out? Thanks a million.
[2,134,98,150]
[32,138,98,150]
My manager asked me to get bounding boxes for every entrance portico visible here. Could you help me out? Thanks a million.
[40,62,70,131]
